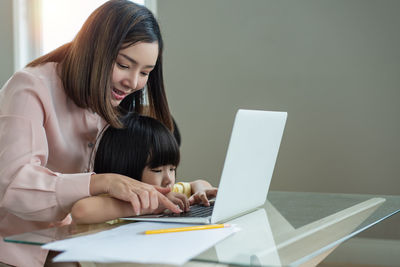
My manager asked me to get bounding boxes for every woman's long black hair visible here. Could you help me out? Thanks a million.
[93,113,180,180]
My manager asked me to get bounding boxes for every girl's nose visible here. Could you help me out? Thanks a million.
[162,172,174,187]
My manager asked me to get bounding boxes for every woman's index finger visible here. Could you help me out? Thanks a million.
[159,193,182,213]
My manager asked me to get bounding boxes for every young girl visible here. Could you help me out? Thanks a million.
[71,113,217,224]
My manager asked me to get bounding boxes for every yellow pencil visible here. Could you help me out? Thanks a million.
[144,224,231,235]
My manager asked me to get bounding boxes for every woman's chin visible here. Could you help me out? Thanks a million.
[111,98,122,107]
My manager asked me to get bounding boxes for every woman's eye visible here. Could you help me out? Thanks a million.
[151,169,162,173]
[117,62,129,69]
[140,72,149,76]
[170,168,176,172]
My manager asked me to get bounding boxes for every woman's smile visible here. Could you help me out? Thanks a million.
[111,87,129,101]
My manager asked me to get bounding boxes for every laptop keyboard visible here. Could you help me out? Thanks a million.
[167,202,215,218]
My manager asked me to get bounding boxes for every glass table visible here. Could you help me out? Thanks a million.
[4,191,400,266]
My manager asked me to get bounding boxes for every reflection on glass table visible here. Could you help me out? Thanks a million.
[4,191,400,267]
[196,195,386,266]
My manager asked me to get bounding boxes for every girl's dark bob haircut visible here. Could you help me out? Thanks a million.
[93,113,180,180]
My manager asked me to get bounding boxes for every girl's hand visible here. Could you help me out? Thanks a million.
[90,173,182,215]
[140,192,189,214]
[166,192,190,212]
[188,180,218,206]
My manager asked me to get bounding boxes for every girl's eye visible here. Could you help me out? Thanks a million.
[117,62,129,69]
[151,169,162,173]
[170,168,176,172]
[140,72,149,77]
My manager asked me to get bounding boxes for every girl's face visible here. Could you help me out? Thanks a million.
[142,164,177,188]
[110,42,159,106]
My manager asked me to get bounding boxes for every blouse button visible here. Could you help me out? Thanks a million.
[88,142,94,148]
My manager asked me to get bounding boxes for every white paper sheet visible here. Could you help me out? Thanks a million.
[42,222,238,265]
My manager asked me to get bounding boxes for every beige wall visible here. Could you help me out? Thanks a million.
[0,0,14,87]
[158,0,400,195]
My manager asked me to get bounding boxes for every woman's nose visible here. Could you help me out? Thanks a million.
[129,72,139,91]
[122,72,138,91]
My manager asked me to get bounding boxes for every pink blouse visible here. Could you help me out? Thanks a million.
[0,62,106,266]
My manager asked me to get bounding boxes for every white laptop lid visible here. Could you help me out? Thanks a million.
[122,109,287,224]
[210,109,287,223]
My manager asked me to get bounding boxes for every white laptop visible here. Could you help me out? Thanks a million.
[122,109,287,224]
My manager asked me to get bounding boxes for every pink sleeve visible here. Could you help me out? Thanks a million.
[0,71,91,222]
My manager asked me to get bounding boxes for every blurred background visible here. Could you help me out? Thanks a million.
[157,0,400,196]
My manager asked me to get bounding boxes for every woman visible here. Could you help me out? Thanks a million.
[0,1,179,266]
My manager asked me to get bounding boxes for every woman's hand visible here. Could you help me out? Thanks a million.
[90,173,182,215]
[189,180,218,206]
[166,192,190,212]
